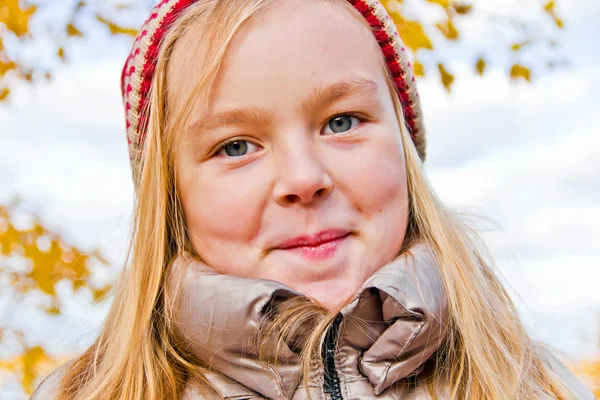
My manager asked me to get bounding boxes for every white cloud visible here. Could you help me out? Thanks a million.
[420,64,600,167]
[0,59,134,261]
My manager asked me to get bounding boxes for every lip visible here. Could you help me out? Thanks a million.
[275,229,350,249]
[274,229,351,260]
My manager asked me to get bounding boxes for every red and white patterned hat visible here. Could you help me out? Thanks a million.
[121,0,427,182]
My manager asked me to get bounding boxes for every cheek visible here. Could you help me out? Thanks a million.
[178,164,269,253]
[339,133,408,214]
[342,131,409,263]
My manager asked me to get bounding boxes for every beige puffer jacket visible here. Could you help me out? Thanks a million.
[32,244,594,399]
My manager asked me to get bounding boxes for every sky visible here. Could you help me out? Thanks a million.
[1,0,599,397]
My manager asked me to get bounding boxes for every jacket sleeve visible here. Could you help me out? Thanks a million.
[30,361,73,400]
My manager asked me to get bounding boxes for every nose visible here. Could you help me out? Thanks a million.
[273,141,333,206]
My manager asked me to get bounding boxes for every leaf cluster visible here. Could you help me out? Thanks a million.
[0,0,568,99]
[0,201,113,395]
[383,0,565,91]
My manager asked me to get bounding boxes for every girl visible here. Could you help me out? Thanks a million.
[33,0,593,399]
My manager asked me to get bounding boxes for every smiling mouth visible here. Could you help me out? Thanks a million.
[275,229,351,249]
[277,232,351,260]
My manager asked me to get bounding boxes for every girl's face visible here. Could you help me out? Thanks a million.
[172,0,409,310]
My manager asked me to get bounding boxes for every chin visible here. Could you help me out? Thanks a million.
[293,277,362,312]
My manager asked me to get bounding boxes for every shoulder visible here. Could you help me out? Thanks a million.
[30,360,74,400]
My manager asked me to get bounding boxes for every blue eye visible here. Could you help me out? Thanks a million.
[325,115,361,135]
[217,140,260,158]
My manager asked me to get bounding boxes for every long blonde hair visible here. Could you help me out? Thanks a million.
[57,1,577,399]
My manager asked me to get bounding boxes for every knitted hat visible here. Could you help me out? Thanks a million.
[121,0,426,183]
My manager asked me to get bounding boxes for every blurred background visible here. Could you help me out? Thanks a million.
[0,0,599,398]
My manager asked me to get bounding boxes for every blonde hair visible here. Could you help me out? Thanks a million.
[56,1,578,399]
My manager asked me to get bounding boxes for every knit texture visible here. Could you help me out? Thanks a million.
[121,0,427,184]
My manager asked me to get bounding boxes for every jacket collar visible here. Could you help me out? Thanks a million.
[171,242,449,399]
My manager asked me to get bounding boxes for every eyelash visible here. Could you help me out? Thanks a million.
[212,112,366,159]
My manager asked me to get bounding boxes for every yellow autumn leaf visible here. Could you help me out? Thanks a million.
[0,59,17,76]
[58,47,65,60]
[0,87,10,101]
[44,306,61,315]
[554,18,564,28]
[438,63,455,92]
[115,3,136,10]
[511,41,530,51]
[92,285,112,302]
[21,346,49,394]
[96,15,138,37]
[0,358,18,372]
[475,57,486,76]
[20,70,32,82]
[426,0,450,8]
[543,1,564,29]
[0,0,37,37]
[75,1,86,12]
[510,64,531,82]
[389,12,434,52]
[436,19,459,40]
[66,23,83,37]
[413,60,425,77]
[451,2,473,15]
[0,204,115,397]
[0,5,8,22]
[0,340,72,395]
[1,204,108,302]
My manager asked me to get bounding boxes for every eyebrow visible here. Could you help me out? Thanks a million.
[186,76,379,135]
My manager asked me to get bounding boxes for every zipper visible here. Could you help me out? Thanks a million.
[322,314,344,400]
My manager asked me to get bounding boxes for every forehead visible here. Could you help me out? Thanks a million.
[168,0,386,120]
